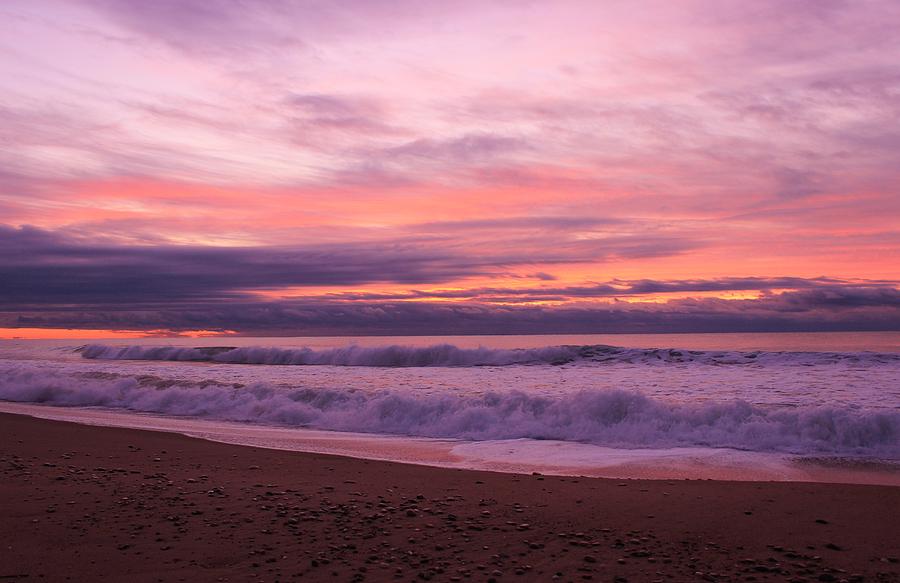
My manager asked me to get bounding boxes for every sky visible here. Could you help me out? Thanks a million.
[1,0,899,337]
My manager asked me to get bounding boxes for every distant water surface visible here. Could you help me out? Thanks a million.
[1,331,898,477]
[3,330,899,358]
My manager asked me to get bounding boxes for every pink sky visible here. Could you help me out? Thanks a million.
[1,0,898,336]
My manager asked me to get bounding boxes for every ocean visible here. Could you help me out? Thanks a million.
[1,331,899,482]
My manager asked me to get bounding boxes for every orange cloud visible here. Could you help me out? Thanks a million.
[0,328,236,340]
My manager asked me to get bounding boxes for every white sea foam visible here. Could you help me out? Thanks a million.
[79,343,900,367]
[1,363,897,457]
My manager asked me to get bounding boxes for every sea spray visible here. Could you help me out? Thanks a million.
[1,363,897,457]
[80,343,900,367]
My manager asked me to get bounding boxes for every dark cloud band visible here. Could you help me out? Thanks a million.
[2,225,898,334]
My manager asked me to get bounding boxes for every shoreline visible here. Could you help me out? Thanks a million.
[2,411,899,582]
[2,401,899,487]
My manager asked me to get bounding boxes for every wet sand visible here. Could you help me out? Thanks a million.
[1,412,898,582]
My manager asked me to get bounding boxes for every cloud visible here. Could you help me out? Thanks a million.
[323,133,533,188]
[1,224,897,334]
[79,0,482,58]
[286,93,379,118]
[0,103,265,190]
[0,225,469,306]
[6,287,899,335]
[2,0,899,339]
[305,276,894,303]
[83,0,306,57]
[0,224,694,307]
[774,286,900,310]
[411,216,624,233]
[384,134,528,164]
[283,93,405,151]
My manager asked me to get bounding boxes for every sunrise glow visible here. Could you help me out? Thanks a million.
[1,0,898,336]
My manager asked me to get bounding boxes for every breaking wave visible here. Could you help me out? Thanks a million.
[80,343,579,366]
[79,343,900,367]
[1,365,898,457]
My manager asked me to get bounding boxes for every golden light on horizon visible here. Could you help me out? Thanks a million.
[0,328,238,340]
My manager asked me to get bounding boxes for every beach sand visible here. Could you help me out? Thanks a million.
[1,412,898,582]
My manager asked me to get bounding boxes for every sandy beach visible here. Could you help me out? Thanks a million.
[1,412,898,582]
[4,0,900,580]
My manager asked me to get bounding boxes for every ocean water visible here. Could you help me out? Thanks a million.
[1,332,899,482]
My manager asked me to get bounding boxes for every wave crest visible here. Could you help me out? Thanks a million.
[80,343,581,366]
[2,365,897,457]
[79,343,900,367]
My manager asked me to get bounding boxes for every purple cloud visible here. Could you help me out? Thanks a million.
[1,225,897,334]
[0,224,695,307]
[7,288,900,335]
